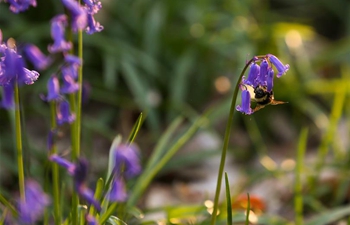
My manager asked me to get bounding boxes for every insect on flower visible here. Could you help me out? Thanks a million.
[236,54,289,115]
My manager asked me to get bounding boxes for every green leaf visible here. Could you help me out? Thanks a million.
[305,205,350,225]
[225,173,233,225]
[127,112,143,144]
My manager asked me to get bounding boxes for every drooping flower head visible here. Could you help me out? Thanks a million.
[86,13,104,35]
[24,44,52,70]
[1,84,14,109]
[236,54,289,114]
[49,155,102,211]
[3,0,37,13]
[0,32,40,109]
[61,0,87,32]
[112,143,141,179]
[56,100,75,125]
[82,0,102,14]
[107,177,128,202]
[18,179,50,224]
[86,214,99,225]
[48,15,72,53]
[45,75,61,102]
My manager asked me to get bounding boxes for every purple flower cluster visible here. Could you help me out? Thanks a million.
[108,143,142,202]
[1,0,37,13]
[236,54,289,115]
[0,30,40,109]
[59,0,103,35]
[18,179,50,224]
[49,155,102,211]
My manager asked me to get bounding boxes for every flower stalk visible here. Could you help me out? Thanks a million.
[14,82,25,202]
[210,57,257,225]
[49,102,61,225]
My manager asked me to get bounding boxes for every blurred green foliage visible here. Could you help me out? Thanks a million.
[1,0,350,224]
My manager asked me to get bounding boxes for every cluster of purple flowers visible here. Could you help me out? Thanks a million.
[1,0,106,223]
[17,0,104,126]
[236,54,289,115]
[108,143,141,202]
[18,180,51,224]
[0,30,40,109]
[49,142,142,209]
[1,0,37,13]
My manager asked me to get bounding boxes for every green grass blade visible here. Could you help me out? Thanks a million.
[127,115,207,207]
[144,116,183,170]
[245,193,250,225]
[127,112,143,144]
[225,173,232,225]
[89,178,104,216]
[0,194,17,217]
[305,205,350,225]
[295,128,308,225]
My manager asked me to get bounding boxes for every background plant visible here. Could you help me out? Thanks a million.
[1,0,350,224]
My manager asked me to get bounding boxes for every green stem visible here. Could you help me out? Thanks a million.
[50,102,61,225]
[71,6,84,223]
[210,57,261,225]
[14,83,25,202]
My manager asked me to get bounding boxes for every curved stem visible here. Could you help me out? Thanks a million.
[14,83,25,201]
[210,56,261,225]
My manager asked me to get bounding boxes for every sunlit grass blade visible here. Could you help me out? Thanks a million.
[99,202,118,224]
[305,205,350,225]
[311,82,346,189]
[89,178,104,216]
[0,194,18,217]
[108,215,128,225]
[127,115,207,207]
[225,172,233,225]
[107,135,122,180]
[295,128,308,225]
[245,193,250,225]
[127,112,143,144]
[145,116,183,170]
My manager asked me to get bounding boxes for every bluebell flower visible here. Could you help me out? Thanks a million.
[50,155,102,211]
[236,54,289,114]
[86,13,103,35]
[18,179,50,224]
[243,63,260,86]
[45,75,61,102]
[61,0,87,32]
[107,177,128,202]
[1,84,14,109]
[49,154,76,175]
[0,46,39,86]
[267,69,274,92]
[113,144,141,179]
[64,54,82,65]
[257,59,268,86]
[236,90,253,115]
[86,214,99,225]
[61,54,81,79]
[48,15,72,53]
[24,44,52,70]
[4,0,37,13]
[56,100,75,125]
[267,54,289,78]
[60,74,79,94]
[82,0,102,14]
[47,129,56,151]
